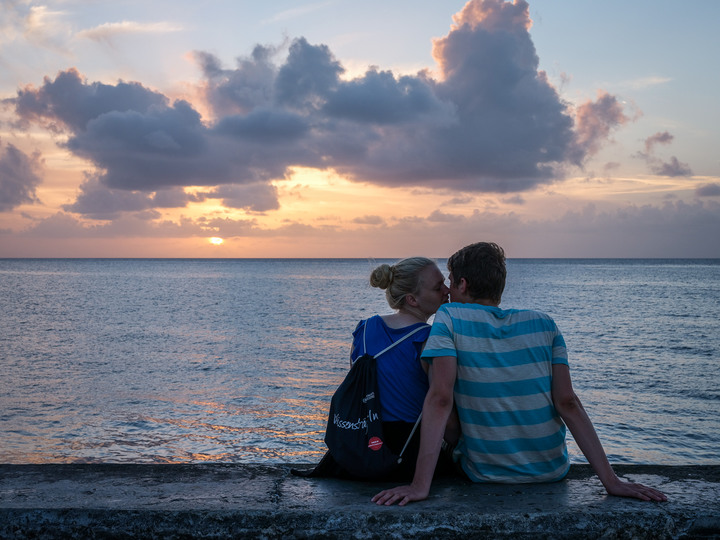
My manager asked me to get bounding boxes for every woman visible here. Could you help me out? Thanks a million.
[349,257,450,480]
[292,257,450,481]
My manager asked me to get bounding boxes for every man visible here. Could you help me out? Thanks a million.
[372,242,666,506]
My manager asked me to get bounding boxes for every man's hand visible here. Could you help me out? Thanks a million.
[605,478,668,502]
[371,355,457,507]
[371,484,429,506]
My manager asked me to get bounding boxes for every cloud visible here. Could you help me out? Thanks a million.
[696,183,720,197]
[273,38,344,110]
[193,45,280,116]
[62,100,242,190]
[8,0,639,220]
[21,211,212,239]
[8,68,285,216]
[11,68,168,133]
[649,156,692,177]
[0,1,26,44]
[625,76,672,90]
[322,67,454,125]
[427,200,720,258]
[573,91,629,156]
[206,183,280,212]
[352,215,385,225]
[20,5,71,52]
[0,141,43,211]
[501,194,525,205]
[62,177,281,219]
[442,195,475,206]
[193,0,630,192]
[76,21,182,45]
[2,4,180,50]
[262,1,334,24]
[530,200,720,257]
[203,216,262,237]
[427,209,465,222]
[62,176,158,220]
[152,187,196,208]
[14,199,720,258]
[644,131,673,153]
[19,211,91,238]
[215,108,309,142]
[638,131,693,177]
[196,0,634,192]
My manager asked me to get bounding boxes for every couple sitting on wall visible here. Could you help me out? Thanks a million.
[318,241,667,505]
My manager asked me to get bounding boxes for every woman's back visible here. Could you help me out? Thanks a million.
[351,315,430,423]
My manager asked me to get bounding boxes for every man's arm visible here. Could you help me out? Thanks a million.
[371,355,457,506]
[552,364,667,502]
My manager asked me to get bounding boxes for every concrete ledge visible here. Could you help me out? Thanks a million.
[1,464,718,539]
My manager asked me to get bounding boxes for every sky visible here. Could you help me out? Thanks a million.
[1,0,719,258]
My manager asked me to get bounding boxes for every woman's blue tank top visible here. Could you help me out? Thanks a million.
[350,315,430,422]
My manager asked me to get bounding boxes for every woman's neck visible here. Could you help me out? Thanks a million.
[381,309,427,329]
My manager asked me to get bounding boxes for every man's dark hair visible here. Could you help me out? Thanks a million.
[447,242,506,304]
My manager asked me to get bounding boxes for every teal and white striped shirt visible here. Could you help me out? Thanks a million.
[421,303,570,483]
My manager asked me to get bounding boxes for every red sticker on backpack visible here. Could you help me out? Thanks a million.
[368,437,383,451]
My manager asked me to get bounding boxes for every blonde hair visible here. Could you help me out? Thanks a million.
[370,257,436,310]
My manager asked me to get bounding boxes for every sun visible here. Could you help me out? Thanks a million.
[208,237,224,246]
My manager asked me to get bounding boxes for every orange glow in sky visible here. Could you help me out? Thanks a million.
[0,1,717,258]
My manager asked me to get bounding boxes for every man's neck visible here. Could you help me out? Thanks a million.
[471,298,499,307]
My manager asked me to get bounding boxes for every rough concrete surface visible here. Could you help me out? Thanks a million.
[0,464,718,539]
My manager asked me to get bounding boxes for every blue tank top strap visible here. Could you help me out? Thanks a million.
[351,315,430,364]
[363,322,429,358]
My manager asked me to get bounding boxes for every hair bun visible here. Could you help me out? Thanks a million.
[369,264,394,289]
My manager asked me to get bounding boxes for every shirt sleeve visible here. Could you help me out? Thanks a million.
[551,322,569,366]
[420,306,457,363]
[350,319,366,363]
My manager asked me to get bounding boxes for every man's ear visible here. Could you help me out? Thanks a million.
[457,277,468,294]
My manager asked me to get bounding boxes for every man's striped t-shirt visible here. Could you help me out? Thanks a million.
[421,302,570,484]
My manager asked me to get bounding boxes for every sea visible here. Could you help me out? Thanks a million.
[1,258,718,466]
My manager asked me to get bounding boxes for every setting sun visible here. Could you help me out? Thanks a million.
[209,237,224,246]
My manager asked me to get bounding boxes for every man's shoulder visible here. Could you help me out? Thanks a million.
[437,303,557,326]
[439,302,541,315]
[514,307,554,319]
[506,308,558,327]
[438,302,493,313]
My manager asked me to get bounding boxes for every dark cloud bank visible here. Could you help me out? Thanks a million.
[4,0,635,218]
[0,141,43,212]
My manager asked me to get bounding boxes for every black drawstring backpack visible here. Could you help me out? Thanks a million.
[293,323,426,480]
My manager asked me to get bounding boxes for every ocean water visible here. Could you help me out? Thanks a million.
[0,258,718,466]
